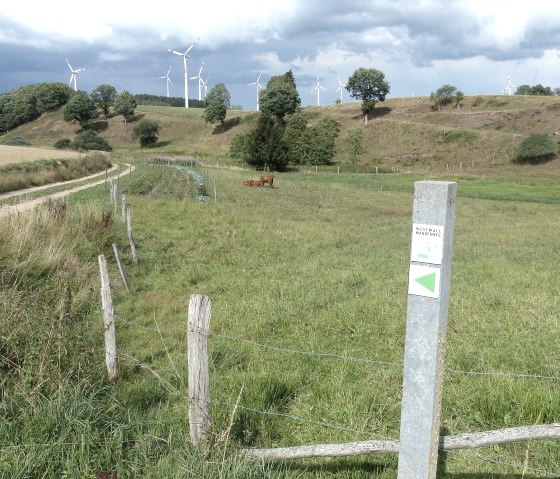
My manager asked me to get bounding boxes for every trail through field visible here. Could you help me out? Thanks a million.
[0,163,134,218]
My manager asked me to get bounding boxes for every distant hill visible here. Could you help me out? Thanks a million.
[2,95,560,175]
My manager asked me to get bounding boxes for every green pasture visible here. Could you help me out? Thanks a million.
[2,162,559,478]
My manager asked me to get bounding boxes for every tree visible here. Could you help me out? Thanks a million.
[308,116,341,165]
[33,82,73,112]
[346,68,390,118]
[133,118,160,147]
[259,71,301,122]
[91,84,117,118]
[63,91,98,128]
[430,84,463,110]
[203,83,231,130]
[515,84,553,96]
[345,128,365,164]
[114,90,137,124]
[284,111,311,164]
[72,130,112,151]
[246,112,289,171]
[514,134,557,164]
[229,133,251,162]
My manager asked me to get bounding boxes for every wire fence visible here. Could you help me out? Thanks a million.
[113,313,560,383]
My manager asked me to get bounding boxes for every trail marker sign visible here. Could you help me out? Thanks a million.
[410,223,444,265]
[408,264,440,299]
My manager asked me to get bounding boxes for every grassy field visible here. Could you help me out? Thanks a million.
[3,159,558,478]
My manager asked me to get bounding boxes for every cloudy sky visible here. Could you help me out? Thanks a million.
[1,0,559,110]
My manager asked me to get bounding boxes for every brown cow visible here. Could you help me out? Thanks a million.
[242,180,255,186]
[254,180,264,187]
[260,175,274,188]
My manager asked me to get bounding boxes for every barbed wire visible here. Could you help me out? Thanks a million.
[110,314,559,382]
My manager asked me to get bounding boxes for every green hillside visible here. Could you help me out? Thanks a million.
[3,94,560,177]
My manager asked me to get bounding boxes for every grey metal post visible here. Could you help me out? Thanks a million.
[397,181,457,479]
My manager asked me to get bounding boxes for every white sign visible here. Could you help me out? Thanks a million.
[410,223,444,265]
[408,264,440,299]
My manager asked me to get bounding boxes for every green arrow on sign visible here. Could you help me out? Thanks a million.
[415,272,436,293]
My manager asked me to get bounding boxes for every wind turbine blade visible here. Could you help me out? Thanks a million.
[69,74,74,85]
[169,49,184,56]
[186,37,200,54]
[65,59,73,71]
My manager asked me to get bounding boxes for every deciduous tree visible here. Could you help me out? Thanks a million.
[346,68,390,118]
[203,83,231,130]
[114,91,137,124]
[91,84,117,118]
[63,91,98,128]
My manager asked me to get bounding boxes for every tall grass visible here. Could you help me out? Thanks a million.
[0,152,111,194]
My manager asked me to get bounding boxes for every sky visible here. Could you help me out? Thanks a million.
[1,0,560,110]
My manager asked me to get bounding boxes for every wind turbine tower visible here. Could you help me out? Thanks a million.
[157,66,173,98]
[65,58,86,92]
[248,72,263,111]
[335,75,346,103]
[311,77,326,106]
[505,75,517,95]
[168,37,200,108]
[189,62,205,101]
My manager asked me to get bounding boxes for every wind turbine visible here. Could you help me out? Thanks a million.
[189,62,205,101]
[65,58,86,91]
[248,72,263,111]
[335,75,346,103]
[311,77,326,106]
[505,75,517,95]
[202,76,209,98]
[157,66,173,98]
[168,37,200,108]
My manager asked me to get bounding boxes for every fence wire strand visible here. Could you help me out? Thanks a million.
[113,313,559,383]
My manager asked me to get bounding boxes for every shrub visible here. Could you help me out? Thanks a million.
[514,134,558,164]
[54,138,72,149]
[72,130,112,152]
[1,136,31,146]
[132,118,160,147]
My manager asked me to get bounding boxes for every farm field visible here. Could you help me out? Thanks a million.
[3,160,558,478]
[0,144,80,165]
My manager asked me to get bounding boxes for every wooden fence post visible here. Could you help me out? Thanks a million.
[98,254,118,380]
[112,183,118,214]
[397,181,457,479]
[112,243,131,292]
[187,294,212,447]
[126,206,138,265]
[121,194,126,223]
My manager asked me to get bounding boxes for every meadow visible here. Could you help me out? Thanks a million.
[0,144,80,165]
[2,159,559,478]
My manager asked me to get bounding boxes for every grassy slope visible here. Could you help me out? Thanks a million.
[4,95,560,177]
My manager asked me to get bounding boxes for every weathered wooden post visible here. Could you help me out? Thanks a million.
[112,243,131,293]
[121,194,126,223]
[213,178,217,203]
[104,168,108,192]
[112,184,118,214]
[98,254,118,380]
[126,206,138,265]
[397,181,457,479]
[187,294,212,447]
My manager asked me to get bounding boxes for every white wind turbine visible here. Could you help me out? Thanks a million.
[65,58,86,91]
[168,37,200,108]
[505,75,517,95]
[189,62,205,101]
[157,66,173,98]
[202,76,209,98]
[335,75,346,103]
[248,72,263,111]
[311,77,326,106]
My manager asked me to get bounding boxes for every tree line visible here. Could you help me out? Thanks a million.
[0,83,74,133]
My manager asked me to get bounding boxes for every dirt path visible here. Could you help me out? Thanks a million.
[0,163,134,218]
